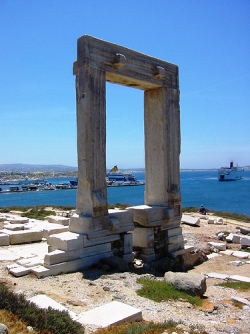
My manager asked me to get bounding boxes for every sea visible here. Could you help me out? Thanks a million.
[0,170,250,216]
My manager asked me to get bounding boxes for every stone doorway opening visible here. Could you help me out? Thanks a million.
[106,82,144,187]
[70,35,183,262]
[33,36,188,277]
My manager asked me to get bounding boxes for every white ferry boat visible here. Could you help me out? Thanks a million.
[218,162,244,181]
[106,166,144,186]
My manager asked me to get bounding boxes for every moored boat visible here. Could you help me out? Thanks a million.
[55,183,72,190]
[106,166,144,186]
[218,162,244,181]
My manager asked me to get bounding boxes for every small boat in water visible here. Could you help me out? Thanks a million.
[218,162,244,181]
[55,183,72,190]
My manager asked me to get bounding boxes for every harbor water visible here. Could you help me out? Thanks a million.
[0,170,250,216]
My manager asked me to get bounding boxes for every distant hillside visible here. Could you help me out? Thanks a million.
[0,164,78,173]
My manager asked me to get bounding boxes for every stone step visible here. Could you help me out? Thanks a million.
[229,275,250,283]
[45,215,70,226]
[206,272,250,283]
[47,231,85,251]
[206,272,229,280]
[241,236,250,247]
[208,242,226,251]
[44,243,111,266]
[39,223,69,238]
[231,296,250,306]
[8,264,31,277]
[28,294,78,320]
[207,253,221,259]
[181,215,200,226]
[3,224,24,231]
[232,251,250,259]
[1,229,43,244]
[17,257,44,268]
[219,250,234,256]
[7,217,29,224]
[77,301,142,327]
[32,250,113,278]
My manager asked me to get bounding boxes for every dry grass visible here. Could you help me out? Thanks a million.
[0,309,40,334]
[93,320,207,334]
[93,321,182,334]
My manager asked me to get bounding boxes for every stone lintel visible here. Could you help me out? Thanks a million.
[69,211,134,238]
[75,35,178,90]
[128,205,174,227]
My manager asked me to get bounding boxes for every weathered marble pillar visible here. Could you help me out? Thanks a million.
[167,87,181,217]
[144,87,181,212]
[75,65,108,218]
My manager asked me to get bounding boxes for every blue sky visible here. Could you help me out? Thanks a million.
[0,0,249,169]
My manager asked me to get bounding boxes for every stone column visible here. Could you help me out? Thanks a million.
[144,87,181,210]
[75,64,108,219]
[167,87,181,216]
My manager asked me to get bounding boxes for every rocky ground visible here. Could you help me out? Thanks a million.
[1,213,250,334]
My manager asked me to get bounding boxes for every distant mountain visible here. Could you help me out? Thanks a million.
[0,164,78,173]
